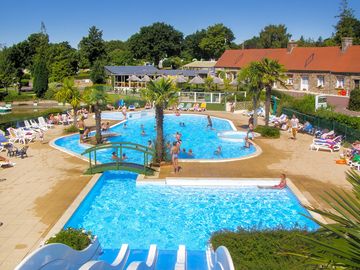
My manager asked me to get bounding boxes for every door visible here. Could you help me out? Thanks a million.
[301,76,309,91]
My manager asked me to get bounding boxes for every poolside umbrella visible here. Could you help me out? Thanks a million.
[212,76,224,85]
[175,75,188,83]
[230,78,238,86]
[154,75,166,82]
[189,76,204,85]
[230,78,239,91]
[141,75,151,82]
[127,74,141,90]
[127,75,141,82]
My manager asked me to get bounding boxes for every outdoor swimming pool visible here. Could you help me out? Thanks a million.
[65,171,318,253]
[54,113,257,163]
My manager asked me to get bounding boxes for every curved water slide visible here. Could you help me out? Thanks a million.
[79,244,129,270]
[126,244,158,270]
[207,246,235,270]
[14,238,102,270]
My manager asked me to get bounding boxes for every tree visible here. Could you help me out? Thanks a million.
[140,78,179,162]
[127,22,183,64]
[199,24,235,59]
[0,48,16,91]
[47,42,78,82]
[297,170,360,268]
[104,40,127,53]
[257,58,286,125]
[182,29,208,60]
[334,0,360,45]
[78,26,107,68]
[242,36,261,49]
[237,62,264,127]
[82,87,108,144]
[259,24,292,48]
[90,59,106,84]
[108,49,137,66]
[348,88,360,111]
[54,77,81,127]
[32,55,49,97]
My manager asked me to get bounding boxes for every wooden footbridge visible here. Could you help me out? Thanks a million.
[81,142,156,175]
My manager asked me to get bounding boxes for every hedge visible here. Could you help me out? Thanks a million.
[348,88,360,111]
[254,125,280,138]
[211,229,330,270]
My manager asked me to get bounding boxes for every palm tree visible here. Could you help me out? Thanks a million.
[237,61,264,127]
[82,87,108,144]
[298,170,360,268]
[257,58,286,126]
[140,78,179,163]
[54,77,81,128]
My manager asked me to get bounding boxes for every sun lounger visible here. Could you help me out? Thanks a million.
[38,116,54,129]
[183,103,192,111]
[313,135,342,146]
[310,142,340,152]
[0,160,15,168]
[30,119,48,131]
[177,103,185,110]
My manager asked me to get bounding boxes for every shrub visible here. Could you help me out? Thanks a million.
[211,229,329,270]
[254,125,280,138]
[3,91,36,102]
[20,79,30,87]
[348,88,360,111]
[64,124,79,134]
[45,228,93,250]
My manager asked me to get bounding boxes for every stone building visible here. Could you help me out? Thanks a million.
[215,38,360,96]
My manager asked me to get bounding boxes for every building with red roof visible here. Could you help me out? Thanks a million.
[215,38,360,96]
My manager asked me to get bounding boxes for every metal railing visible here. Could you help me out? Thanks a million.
[282,107,360,143]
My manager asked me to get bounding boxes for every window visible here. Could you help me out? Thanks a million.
[317,76,325,87]
[301,76,309,91]
[286,74,294,85]
[354,79,360,89]
[336,76,345,88]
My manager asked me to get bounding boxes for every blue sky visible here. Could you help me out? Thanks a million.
[1,0,360,48]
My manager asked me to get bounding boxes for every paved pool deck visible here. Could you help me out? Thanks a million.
[0,111,351,269]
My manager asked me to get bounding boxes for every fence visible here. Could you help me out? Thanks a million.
[282,107,360,143]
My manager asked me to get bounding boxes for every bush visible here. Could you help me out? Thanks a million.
[254,125,280,138]
[211,229,328,270]
[45,228,93,250]
[64,124,79,134]
[20,79,30,87]
[348,88,360,111]
[3,91,36,102]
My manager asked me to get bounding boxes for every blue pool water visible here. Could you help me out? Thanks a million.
[54,114,256,163]
[65,171,318,252]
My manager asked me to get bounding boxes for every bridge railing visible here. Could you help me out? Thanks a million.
[81,142,156,174]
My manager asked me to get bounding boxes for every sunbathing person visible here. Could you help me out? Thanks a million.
[272,174,287,189]
[258,174,287,189]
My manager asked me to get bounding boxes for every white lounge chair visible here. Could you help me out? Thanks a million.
[23,120,41,133]
[30,119,47,131]
[310,142,340,152]
[127,244,158,270]
[0,160,15,168]
[38,116,54,129]
[174,245,187,270]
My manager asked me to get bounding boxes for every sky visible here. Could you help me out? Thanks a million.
[1,0,360,48]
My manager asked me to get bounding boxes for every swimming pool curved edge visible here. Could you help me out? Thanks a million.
[49,113,262,163]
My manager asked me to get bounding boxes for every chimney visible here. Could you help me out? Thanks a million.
[341,37,353,52]
[287,40,297,53]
